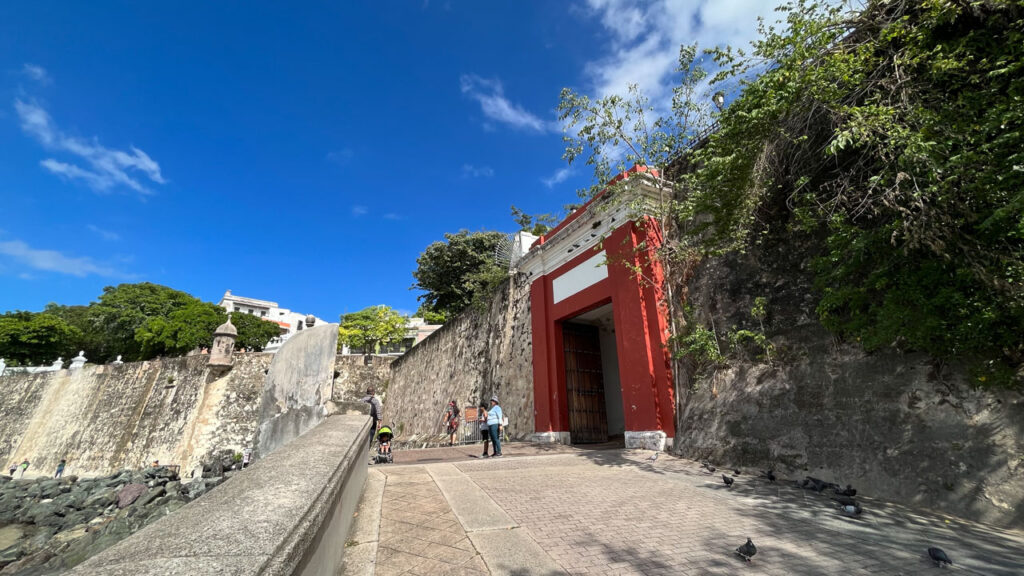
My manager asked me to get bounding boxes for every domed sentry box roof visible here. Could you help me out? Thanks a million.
[214,316,238,337]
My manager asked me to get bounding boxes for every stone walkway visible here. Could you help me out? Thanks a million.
[342,446,1024,576]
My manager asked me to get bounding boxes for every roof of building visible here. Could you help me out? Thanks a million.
[219,290,278,308]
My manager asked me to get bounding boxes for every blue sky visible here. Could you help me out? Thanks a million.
[0,1,779,320]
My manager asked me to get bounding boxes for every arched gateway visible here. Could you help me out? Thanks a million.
[518,167,675,450]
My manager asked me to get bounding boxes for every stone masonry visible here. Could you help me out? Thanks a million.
[387,274,534,444]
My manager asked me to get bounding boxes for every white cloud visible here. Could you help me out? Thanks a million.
[382,213,403,221]
[351,205,368,217]
[87,224,120,241]
[461,164,494,178]
[22,63,51,84]
[327,148,354,165]
[460,75,551,133]
[0,239,120,277]
[580,0,784,106]
[14,99,166,195]
[542,167,573,188]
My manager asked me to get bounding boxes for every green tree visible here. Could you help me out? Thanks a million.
[232,311,284,351]
[510,205,559,236]
[42,303,104,361]
[0,311,81,365]
[414,304,448,325]
[88,283,198,361]
[135,301,224,358]
[338,306,408,354]
[412,230,507,318]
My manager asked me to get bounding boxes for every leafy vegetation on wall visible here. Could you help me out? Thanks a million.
[559,0,1023,385]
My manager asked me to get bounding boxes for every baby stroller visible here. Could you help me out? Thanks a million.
[373,425,394,464]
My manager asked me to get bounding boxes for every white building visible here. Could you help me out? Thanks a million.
[218,290,327,336]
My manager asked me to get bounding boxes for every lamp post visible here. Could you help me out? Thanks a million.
[712,91,726,111]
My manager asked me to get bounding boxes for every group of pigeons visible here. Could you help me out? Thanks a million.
[687,457,955,567]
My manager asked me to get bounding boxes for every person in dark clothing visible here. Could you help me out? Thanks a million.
[443,400,460,446]
[54,459,66,479]
[361,387,383,448]
[478,402,492,457]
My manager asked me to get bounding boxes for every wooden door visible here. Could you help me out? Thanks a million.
[562,323,608,444]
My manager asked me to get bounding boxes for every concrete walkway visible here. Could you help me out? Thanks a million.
[342,446,1024,576]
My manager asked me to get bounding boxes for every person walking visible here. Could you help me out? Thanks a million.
[17,459,30,479]
[361,387,383,448]
[486,396,504,457]
[54,459,66,479]
[443,400,460,446]
[478,402,492,457]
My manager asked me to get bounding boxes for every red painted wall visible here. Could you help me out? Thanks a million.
[530,217,675,438]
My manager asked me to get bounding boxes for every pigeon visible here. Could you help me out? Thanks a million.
[707,465,716,473]
[722,474,735,488]
[647,452,659,462]
[805,477,829,493]
[927,547,952,567]
[760,469,777,483]
[736,538,757,562]
[831,495,858,507]
[733,469,741,475]
[839,503,862,517]
[834,484,857,497]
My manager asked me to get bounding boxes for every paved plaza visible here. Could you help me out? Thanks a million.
[342,445,1023,576]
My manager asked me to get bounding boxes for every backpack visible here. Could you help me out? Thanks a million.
[365,396,380,419]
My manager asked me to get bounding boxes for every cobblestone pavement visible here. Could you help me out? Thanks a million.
[367,448,1023,576]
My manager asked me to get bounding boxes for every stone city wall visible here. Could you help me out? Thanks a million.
[331,355,396,403]
[675,248,1024,528]
[0,354,271,479]
[386,273,534,444]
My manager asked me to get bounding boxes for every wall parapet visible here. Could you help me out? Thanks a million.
[68,414,372,575]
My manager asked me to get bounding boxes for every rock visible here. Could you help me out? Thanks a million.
[23,527,57,554]
[38,481,62,499]
[59,510,88,530]
[50,525,89,546]
[103,473,130,488]
[138,486,166,507]
[0,544,22,567]
[64,475,78,484]
[205,460,225,478]
[24,502,59,525]
[82,489,116,509]
[116,484,147,508]
[164,481,180,495]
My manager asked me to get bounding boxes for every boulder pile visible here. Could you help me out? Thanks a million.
[0,465,225,575]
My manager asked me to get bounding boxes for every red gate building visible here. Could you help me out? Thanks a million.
[517,167,675,450]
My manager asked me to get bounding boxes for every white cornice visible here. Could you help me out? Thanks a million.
[517,175,670,280]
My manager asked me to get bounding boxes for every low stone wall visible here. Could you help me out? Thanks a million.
[386,275,534,443]
[332,355,396,403]
[68,414,372,575]
[0,354,270,479]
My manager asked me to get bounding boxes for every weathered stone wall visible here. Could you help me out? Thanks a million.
[0,354,271,479]
[386,273,533,442]
[255,324,338,458]
[675,248,1024,528]
[331,355,396,403]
